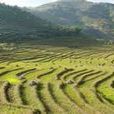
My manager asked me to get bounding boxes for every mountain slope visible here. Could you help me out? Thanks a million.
[0,3,106,47]
[0,4,52,41]
[27,0,114,39]
[1,3,79,42]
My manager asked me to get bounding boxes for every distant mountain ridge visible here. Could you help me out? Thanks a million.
[0,3,93,46]
[27,0,114,39]
[0,3,80,42]
[0,3,111,47]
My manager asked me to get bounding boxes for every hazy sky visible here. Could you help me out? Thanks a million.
[0,0,114,7]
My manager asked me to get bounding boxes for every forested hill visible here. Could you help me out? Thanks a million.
[0,3,107,46]
[27,0,114,39]
[0,3,83,42]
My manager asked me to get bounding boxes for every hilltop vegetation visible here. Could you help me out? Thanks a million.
[0,4,48,41]
[0,3,91,45]
[0,2,113,46]
[27,0,114,39]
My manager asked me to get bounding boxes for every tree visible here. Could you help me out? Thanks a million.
[74,27,82,34]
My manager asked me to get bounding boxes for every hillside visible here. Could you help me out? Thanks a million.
[0,3,80,42]
[27,0,114,39]
[0,3,102,47]
[0,4,51,41]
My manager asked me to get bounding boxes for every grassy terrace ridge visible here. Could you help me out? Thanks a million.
[0,43,114,114]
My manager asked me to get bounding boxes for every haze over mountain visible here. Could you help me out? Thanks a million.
[27,0,114,39]
[0,3,93,47]
[0,1,113,47]
[0,0,114,7]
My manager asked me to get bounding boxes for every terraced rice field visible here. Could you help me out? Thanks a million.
[0,44,114,114]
